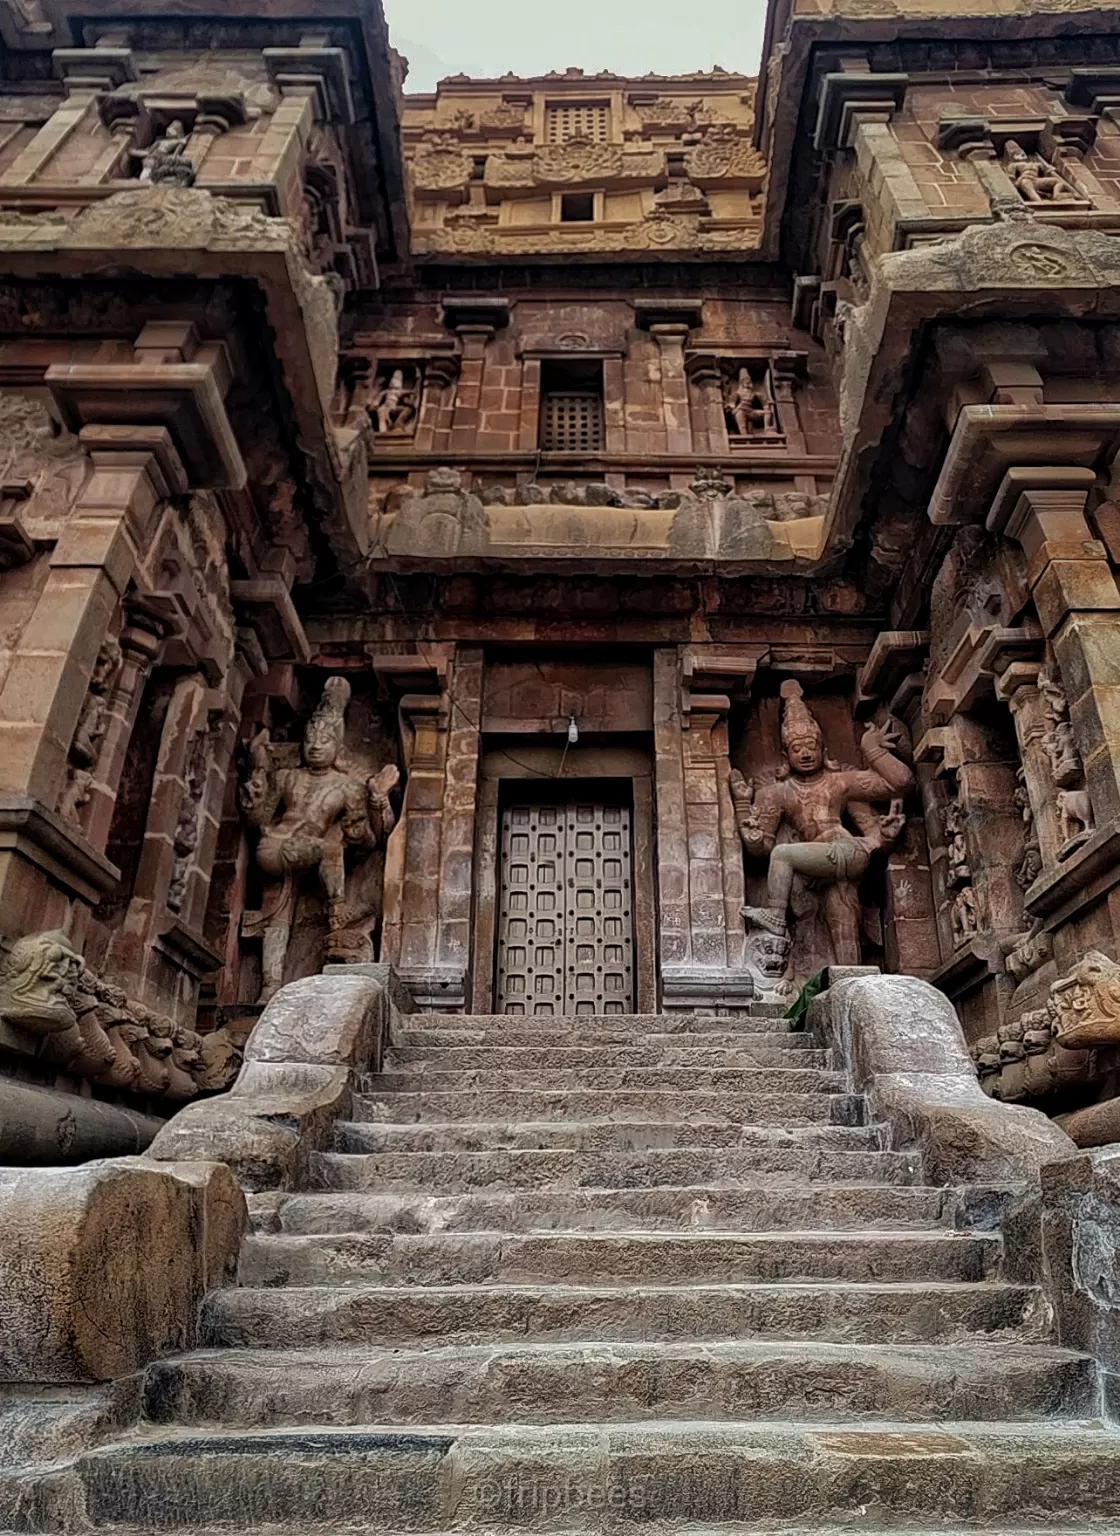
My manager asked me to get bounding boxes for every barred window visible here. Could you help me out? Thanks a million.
[540,392,604,452]
[545,102,610,144]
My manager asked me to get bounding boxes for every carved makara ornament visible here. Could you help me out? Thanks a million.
[1048,949,1120,1048]
[0,930,83,1036]
[732,683,912,976]
[240,676,400,1003]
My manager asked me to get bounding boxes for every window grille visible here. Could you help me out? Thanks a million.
[545,102,610,144]
[540,392,604,452]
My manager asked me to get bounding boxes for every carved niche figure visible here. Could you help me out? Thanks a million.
[725,367,780,440]
[950,885,980,948]
[942,797,972,889]
[142,119,196,187]
[59,639,122,826]
[369,367,420,437]
[1014,768,1042,891]
[1039,665,1095,852]
[240,677,400,1003]
[1003,140,1081,206]
[730,682,912,975]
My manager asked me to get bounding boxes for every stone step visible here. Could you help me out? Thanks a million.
[313,1145,922,1193]
[394,1026,817,1050]
[368,1066,847,1094]
[238,1229,1001,1288]
[385,1043,831,1070]
[353,1088,867,1126]
[68,1420,1120,1529]
[410,1007,793,1030]
[203,1279,1048,1351]
[325,1116,888,1154]
[140,1339,1097,1431]
[251,1182,957,1237]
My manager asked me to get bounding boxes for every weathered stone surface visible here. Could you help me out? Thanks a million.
[146,972,402,1190]
[0,1078,163,1164]
[1039,1147,1120,1382]
[0,1157,244,1384]
[812,973,1075,1182]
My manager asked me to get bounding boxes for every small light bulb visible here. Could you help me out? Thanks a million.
[567,716,579,745]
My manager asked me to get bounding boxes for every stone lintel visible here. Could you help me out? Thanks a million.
[153,919,225,980]
[634,299,704,331]
[928,934,1009,1002]
[230,577,311,665]
[395,965,467,1012]
[0,794,120,904]
[660,965,756,1011]
[439,296,512,334]
[926,624,1043,726]
[814,73,908,151]
[856,629,928,713]
[928,407,1120,526]
[45,361,246,491]
[1024,818,1120,924]
[262,46,355,125]
[987,464,1096,537]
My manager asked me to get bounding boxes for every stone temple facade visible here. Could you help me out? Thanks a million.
[5,0,1120,1158]
[9,0,1120,1527]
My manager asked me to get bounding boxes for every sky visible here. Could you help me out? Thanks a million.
[383,0,768,94]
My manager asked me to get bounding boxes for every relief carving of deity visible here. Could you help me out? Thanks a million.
[240,677,400,1003]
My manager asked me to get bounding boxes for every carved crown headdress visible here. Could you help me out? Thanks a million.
[306,675,351,747]
[780,679,822,750]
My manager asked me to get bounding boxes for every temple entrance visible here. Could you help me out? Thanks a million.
[495,793,635,1015]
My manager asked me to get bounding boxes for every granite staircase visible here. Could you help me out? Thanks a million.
[35,1003,1120,1532]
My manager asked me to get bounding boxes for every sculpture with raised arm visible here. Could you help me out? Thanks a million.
[240,676,399,1003]
[730,681,912,976]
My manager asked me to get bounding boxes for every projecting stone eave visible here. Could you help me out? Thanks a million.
[819,218,1120,576]
[0,187,371,567]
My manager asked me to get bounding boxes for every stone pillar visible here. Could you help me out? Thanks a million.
[995,661,1064,867]
[449,326,495,455]
[0,429,175,811]
[685,357,729,456]
[654,648,754,1010]
[994,473,1120,825]
[650,324,693,455]
[602,356,626,456]
[518,357,542,453]
[74,602,167,853]
[384,647,480,1010]
[414,357,459,453]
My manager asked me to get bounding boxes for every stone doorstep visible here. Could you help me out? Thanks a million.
[201,1278,1049,1352]
[137,1338,1100,1431]
[401,1011,800,1036]
[63,1421,1120,1530]
[392,1026,819,1048]
[310,1146,921,1193]
[236,1229,1001,1289]
[351,1089,868,1126]
[322,1115,887,1154]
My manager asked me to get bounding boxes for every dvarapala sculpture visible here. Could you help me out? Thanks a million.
[731,681,912,978]
[240,676,399,1003]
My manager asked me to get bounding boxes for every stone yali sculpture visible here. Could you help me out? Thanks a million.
[731,682,912,978]
[240,676,399,1003]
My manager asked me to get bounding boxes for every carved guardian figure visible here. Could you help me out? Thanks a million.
[240,676,400,1002]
